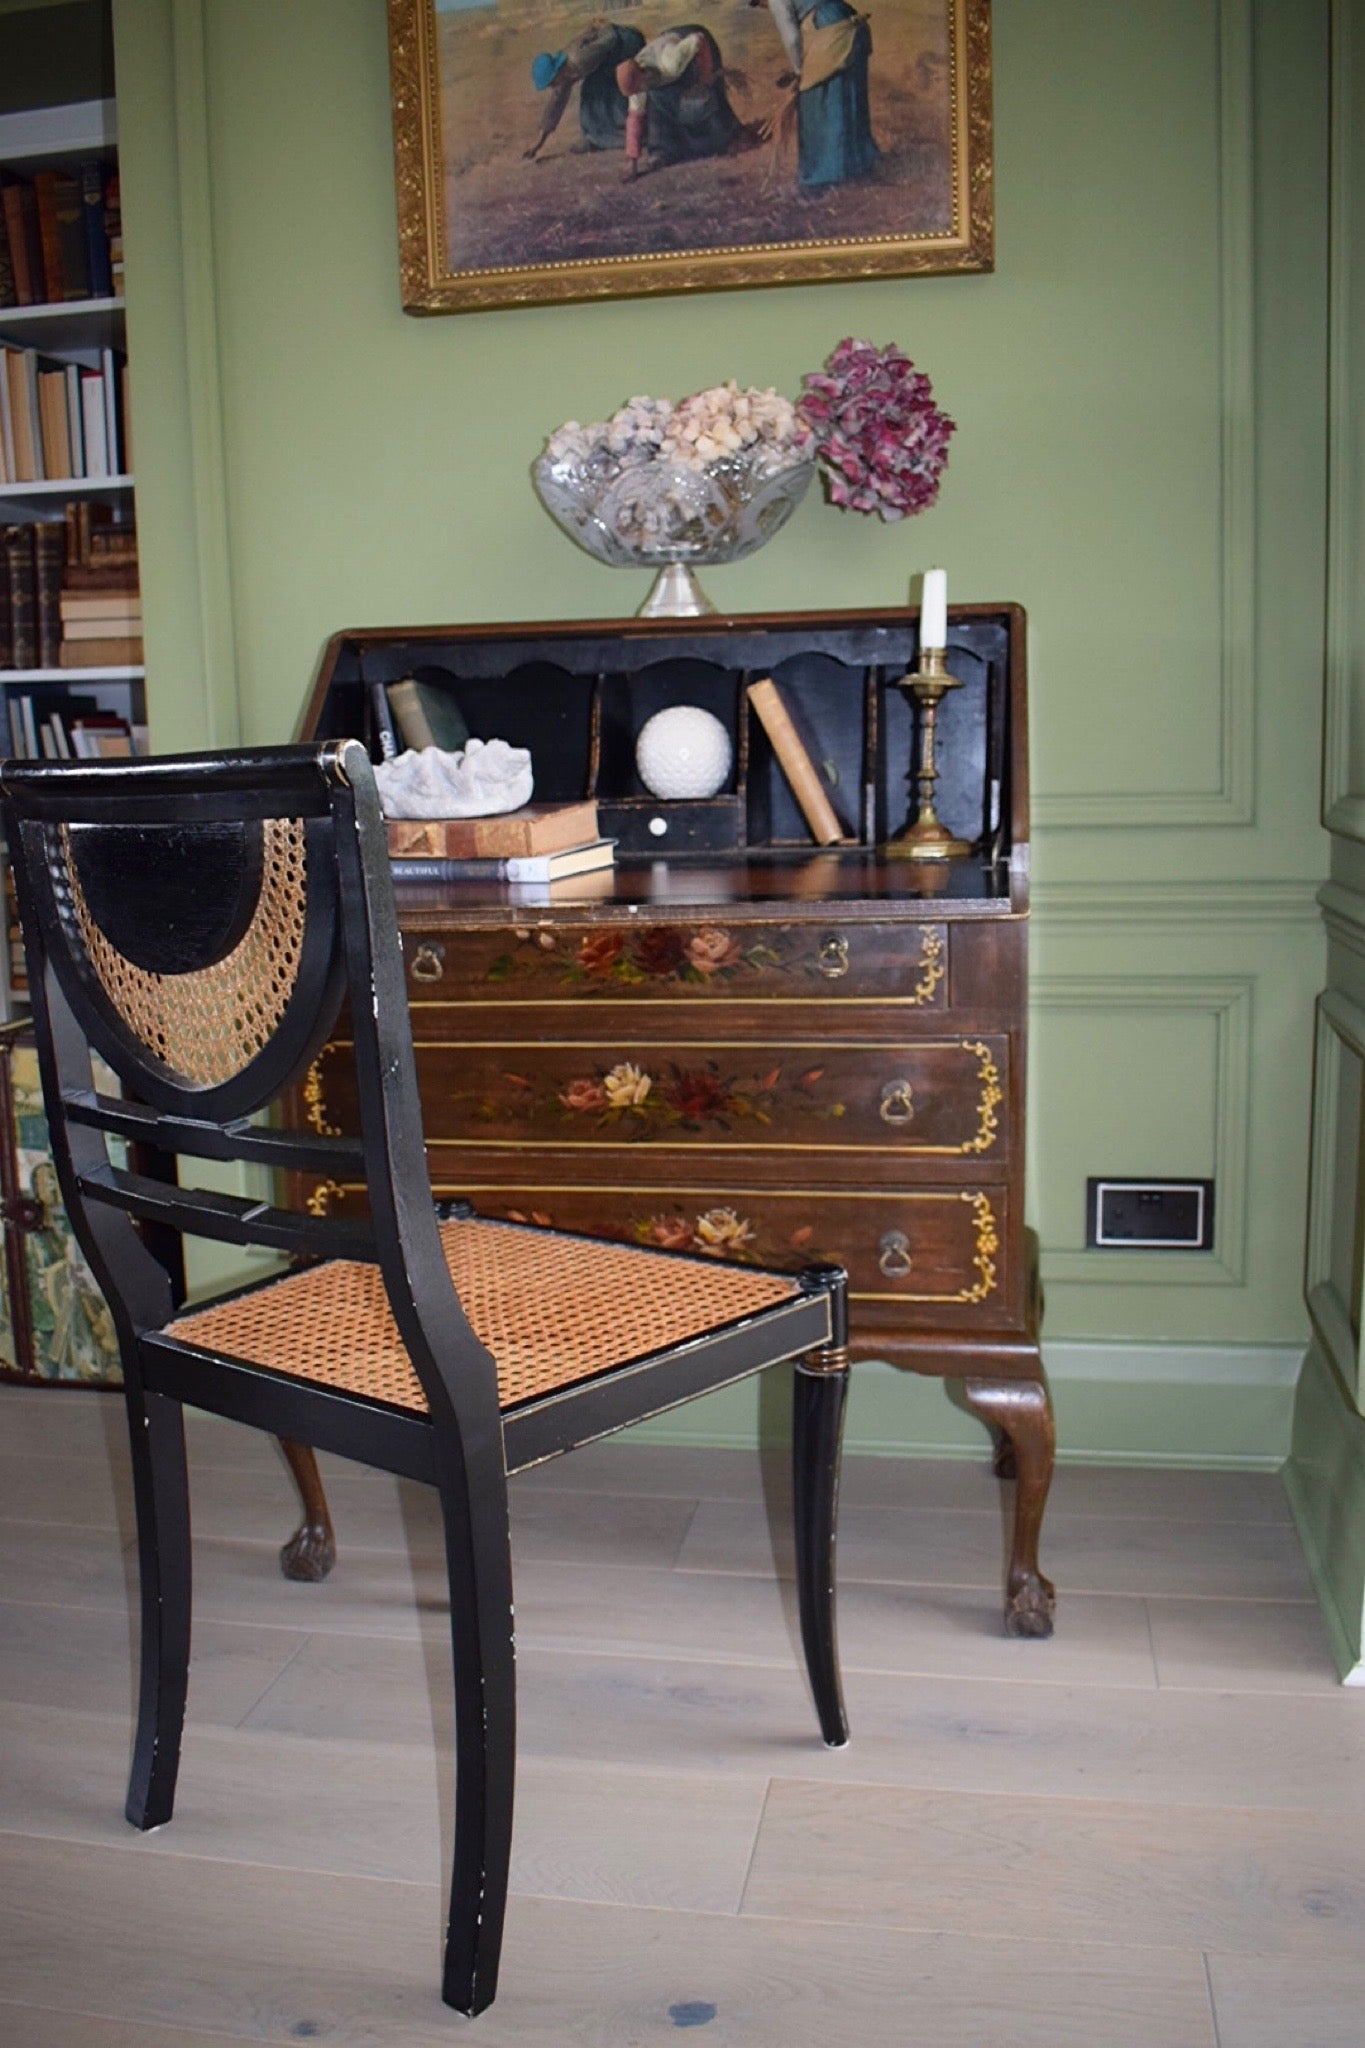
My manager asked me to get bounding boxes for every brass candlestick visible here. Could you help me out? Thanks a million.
[885,647,970,861]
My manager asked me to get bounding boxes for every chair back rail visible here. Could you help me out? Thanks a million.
[64,1089,366,1176]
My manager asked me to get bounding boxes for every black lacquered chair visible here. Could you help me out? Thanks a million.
[0,740,850,2016]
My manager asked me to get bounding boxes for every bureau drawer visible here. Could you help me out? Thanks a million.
[451,1181,1013,1322]
[308,1034,1007,1160]
[399,917,949,1008]
[300,1173,1012,1322]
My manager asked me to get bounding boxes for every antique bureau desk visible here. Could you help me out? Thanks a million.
[290,605,1055,1636]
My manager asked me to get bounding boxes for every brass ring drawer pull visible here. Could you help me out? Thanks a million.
[410,941,446,984]
[816,934,850,979]
[878,1079,915,1126]
[878,1229,913,1278]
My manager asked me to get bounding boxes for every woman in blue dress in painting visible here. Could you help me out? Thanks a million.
[765,0,878,188]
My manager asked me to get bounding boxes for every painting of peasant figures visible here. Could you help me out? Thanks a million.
[410,0,988,296]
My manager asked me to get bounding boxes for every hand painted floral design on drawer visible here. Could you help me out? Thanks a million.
[479,1187,1003,1306]
[492,1055,847,1141]
[411,919,948,1005]
[307,1036,1006,1154]
[301,1176,1009,1315]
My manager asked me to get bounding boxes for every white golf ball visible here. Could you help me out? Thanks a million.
[635,706,733,800]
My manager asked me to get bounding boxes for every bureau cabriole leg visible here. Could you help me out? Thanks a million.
[793,1346,850,1747]
[963,1377,1056,1639]
[277,1439,338,1583]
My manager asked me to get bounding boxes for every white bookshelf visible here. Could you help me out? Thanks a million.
[1,97,139,1017]
[0,98,116,164]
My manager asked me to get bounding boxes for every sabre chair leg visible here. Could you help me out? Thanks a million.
[792,1351,850,1748]
[438,1461,518,2016]
[124,1386,192,1830]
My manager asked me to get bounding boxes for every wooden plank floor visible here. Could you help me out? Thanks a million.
[0,1386,1360,2046]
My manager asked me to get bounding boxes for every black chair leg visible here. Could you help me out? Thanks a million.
[792,1357,850,1748]
[438,1463,517,2017]
[124,1386,192,1830]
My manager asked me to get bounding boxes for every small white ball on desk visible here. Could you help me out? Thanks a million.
[635,705,733,801]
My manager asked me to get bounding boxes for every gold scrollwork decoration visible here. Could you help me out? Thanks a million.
[305,1178,347,1219]
[302,1058,341,1138]
[961,1040,1004,1154]
[910,927,947,1007]
[962,1191,1000,1303]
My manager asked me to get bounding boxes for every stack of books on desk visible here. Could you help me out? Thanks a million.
[386,798,615,883]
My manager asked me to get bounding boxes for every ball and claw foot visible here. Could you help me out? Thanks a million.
[1005,1569,1056,1639]
[279,1517,336,1582]
[277,1438,337,1582]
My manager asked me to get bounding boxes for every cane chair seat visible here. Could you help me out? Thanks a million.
[168,1214,803,1414]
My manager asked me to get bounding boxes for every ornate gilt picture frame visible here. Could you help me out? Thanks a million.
[389,0,993,314]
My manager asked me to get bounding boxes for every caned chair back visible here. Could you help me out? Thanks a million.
[0,741,497,1419]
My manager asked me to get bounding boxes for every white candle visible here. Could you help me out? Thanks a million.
[919,567,948,650]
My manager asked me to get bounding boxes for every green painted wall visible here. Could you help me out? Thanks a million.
[111,0,1331,1461]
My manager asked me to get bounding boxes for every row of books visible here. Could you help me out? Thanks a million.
[5,693,143,760]
[372,674,468,757]
[1,343,129,485]
[387,799,616,885]
[0,162,122,308]
[1,505,140,671]
[370,681,617,887]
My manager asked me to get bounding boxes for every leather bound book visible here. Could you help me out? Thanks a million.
[746,678,846,845]
[31,171,65,304]
[60,592,142,624]
[386,799,601,860]
[78,161,112,298]
[58,634,143,667]
[0,536,11,668]
[386,676,469,753]
[4,349,39,483]
[51,170,90,300]
[34,522,65,669]
[0,199,16,309]
[103,168,123,294]
[0,178,41,305]
[37,369,69,482]
[62,562,139,592]
[5,526,37,671]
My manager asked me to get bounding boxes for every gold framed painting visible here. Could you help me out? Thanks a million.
[389,0,993,313]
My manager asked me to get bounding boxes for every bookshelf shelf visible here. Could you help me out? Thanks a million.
[0,297,125,356]
[0,98,116,167]
[0,475,133,504]
[0,665,143,684]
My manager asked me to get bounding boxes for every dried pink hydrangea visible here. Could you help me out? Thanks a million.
[798,338,954,522]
